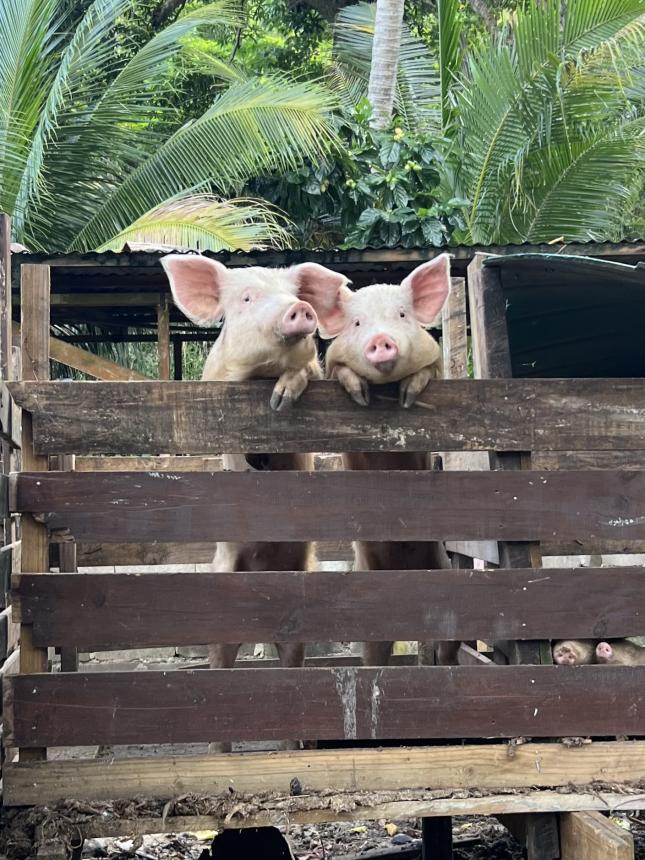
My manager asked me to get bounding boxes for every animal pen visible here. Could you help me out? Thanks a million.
[3,230,645,860]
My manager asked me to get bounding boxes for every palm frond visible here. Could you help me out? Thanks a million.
[0,0,62,218]
[564,0,645,54]
[71,76,338,251]
[96,194,292,252]
[437,0,463,133]
[21,0,244,249]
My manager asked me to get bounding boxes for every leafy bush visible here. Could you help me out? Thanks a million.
[254,101,466,248]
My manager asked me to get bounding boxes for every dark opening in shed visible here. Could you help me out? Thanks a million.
[484,254,645,378]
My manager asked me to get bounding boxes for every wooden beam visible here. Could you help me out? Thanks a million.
[14,468,645,543]
[8,378,645,455]
[12,321,150,381]
[12,567,645,650]
[560,811,634,859]
[18,265,50,763]
[7,666,645,748]
[4,741,645,806]
[157,296,170,380]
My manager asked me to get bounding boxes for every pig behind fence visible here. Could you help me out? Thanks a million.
[161,253,348,752]
[317,253,461,667]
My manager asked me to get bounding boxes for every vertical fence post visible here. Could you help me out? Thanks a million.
[18,263,50,762]
[157,295,170,380]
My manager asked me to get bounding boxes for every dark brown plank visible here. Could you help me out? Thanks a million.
[13,568,645,649]
[6,665,645,747]
[13,469,645,543]
[8,378,645,455]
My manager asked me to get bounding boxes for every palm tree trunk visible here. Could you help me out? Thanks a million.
[367,0,405,129]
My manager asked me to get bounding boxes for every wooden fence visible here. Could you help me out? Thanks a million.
[3,261,645,860]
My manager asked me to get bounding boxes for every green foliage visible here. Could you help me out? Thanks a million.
[442,0,645,244]
[254,102,465,248]
[0,0,337,252]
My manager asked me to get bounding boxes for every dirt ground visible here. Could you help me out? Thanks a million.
[81,814,645,859]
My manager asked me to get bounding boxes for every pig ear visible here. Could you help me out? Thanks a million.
[160,254,226,327]
[288,262,352,338]
[401,254,451,325]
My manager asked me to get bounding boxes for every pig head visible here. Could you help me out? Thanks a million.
[320,254,450,407]
[161,254,348,409]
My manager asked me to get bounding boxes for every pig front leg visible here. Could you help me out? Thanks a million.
[270,360,322,412]
[208,642,241,754]
[333,364,370,406]
[399,364,438,408]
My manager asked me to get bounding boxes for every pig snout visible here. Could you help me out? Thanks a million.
[596,641,613,661]
[279,301,317,340]
[365,334,399,373]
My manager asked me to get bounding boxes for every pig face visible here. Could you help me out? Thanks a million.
[320,254,451,404]
[161,254,348,408]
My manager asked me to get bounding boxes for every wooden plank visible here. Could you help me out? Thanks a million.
[12,321,150,381]
[75,455,223,472]
[3,794,645,833]
[7,665,645,748]
[8,378,645,455]
[19,264,50,763]
[157,296,170,380]
[442,277,468,380]
[14,469,645,543]
[535,450,645,471]
[12,567,645,649]
[560,811,634,860]
[467,254,511,379]
[4,740,645,806]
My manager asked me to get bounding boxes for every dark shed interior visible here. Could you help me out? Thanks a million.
[484,253,645,378]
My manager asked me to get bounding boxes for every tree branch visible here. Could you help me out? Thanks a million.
[152,0,188,28]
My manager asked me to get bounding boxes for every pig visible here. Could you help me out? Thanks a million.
[552,639,598,666]
[161,253,349,751]
[596,639,645,665]
[317,253,460,667]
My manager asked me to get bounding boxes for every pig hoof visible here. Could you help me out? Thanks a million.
[348,380,370,407]
[399,386,417,408]
[270,389,293,411]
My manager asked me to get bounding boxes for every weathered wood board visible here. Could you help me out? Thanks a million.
[12,568,645,649]
[5,666,645,747]
[8,379,645,455]
[13,469,645,543]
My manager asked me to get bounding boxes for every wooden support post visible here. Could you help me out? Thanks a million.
[560,812,633,860]
[157,295,170,380]
[56,454,78,673]
[501,813,561,860]
[173,338,183,380]
[422,816,453,860]
[18,264,50,762]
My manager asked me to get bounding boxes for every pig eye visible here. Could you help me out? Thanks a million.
[242,293,252,303]
[399,311,406,318]
[354,319,360,327]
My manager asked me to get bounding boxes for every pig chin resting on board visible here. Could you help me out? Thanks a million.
[160,253,349,753]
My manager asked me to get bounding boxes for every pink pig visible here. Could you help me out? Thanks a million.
[161,253,348,751]
[317,254,460,667]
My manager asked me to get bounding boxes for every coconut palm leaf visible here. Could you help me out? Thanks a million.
[437,0,463,133]
[71,75,338,251]
[449,0,645,243]
[97,194,292,252]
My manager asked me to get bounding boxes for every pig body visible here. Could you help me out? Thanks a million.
[552,639,598,666]
[318,254,460,667]
[596,639,645,665]
[161,254,348,751]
